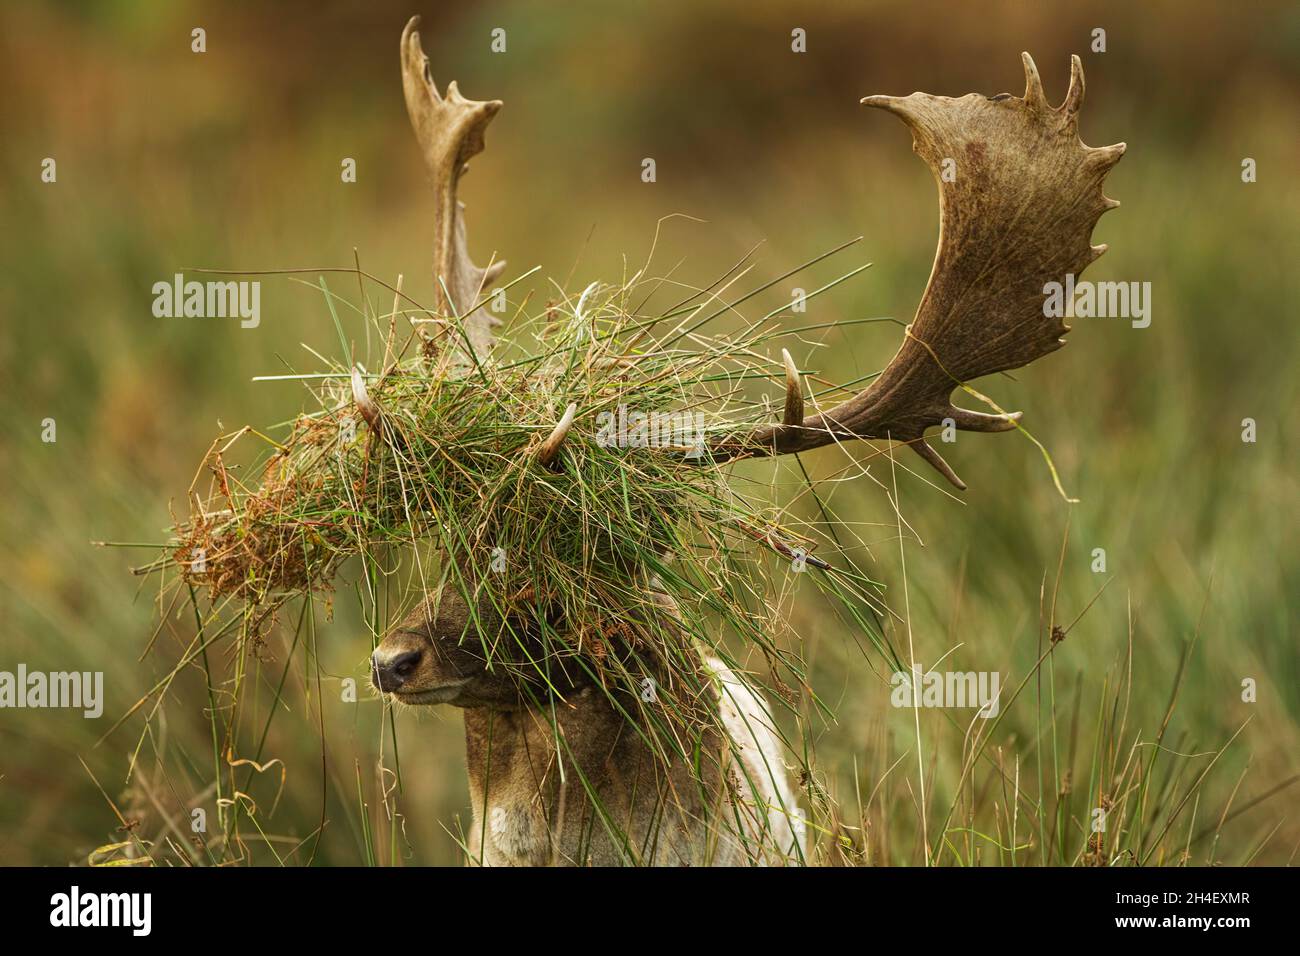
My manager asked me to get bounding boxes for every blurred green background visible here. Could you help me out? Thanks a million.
[1,0,1296,865]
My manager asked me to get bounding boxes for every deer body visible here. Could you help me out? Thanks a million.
[460,657,800,866]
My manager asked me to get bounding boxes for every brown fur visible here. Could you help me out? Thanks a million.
[371,588,802,865]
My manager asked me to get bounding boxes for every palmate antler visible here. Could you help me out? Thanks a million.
[711,53,1125,489]
[401,16,507,360]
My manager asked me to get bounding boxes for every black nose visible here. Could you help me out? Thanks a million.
[372,649,423,692]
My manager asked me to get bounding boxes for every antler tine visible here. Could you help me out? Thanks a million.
[537,403,578,468]
[709,54,1124,489]
[1087,142,1127,173]
[1061,54,1085,119]
[859,94,907,117]
[1021,52,1047,109]
[350,366,381,430]
[400,16,505,361]
[910,439,965,491]
[781,349,804,427]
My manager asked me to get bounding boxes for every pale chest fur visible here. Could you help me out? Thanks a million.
[461,659,803,866]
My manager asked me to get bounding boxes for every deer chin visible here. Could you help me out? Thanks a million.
[389,679,470,706]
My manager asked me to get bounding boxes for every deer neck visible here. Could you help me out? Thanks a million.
[460,681,723,866]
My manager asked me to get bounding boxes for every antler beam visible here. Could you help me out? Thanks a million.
[711,54,1124,489]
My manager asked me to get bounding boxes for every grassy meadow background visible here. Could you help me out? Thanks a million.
[1,0,1296,864]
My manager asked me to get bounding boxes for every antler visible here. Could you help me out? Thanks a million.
[711,54,1124,489]
[401,16,507,360]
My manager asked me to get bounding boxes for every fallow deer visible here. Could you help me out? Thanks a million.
[370,17,1124,866]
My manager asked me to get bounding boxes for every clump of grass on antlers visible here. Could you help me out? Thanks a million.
[157,259,889,799]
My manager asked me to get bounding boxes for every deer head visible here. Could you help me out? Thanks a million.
[374,20,1124,699]
[370,585,588,708]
